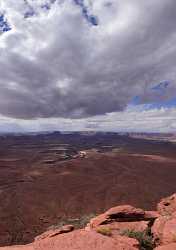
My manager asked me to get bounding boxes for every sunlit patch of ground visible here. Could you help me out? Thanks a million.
[59,171,72,176]
[131,154,176,163]
[27,170,43,177]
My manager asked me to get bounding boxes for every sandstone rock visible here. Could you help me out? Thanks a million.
[86,205,150,243]
[160,216,176,245]
[152,212,176,246]
[94,221,149,238]
[87,205,148,230]
[158,194,176,216]
[88,213,108,228]
[152,216,169,245]
[111,220,148,232]
[35,225,74,241]
[3,195,176,250]
[34,230,139,250]
[1,245,33,250]
[154,243,176,250]
[144,211,160,221]
[105,205,145,221]
[0,230,139,250]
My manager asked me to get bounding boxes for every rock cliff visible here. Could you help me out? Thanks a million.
[1,194,176,250]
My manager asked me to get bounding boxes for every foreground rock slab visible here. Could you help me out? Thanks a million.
[154,243,176,250]
[1,230,139,250]
[105,205,145,220]
[152,194,176,247]
[2,193,176,250]
[35,225,74,241]
[152,212,176,246]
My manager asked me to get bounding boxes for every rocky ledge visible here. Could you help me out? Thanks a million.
[1,193,176,250]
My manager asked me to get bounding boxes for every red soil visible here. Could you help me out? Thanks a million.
[0,134,176,246]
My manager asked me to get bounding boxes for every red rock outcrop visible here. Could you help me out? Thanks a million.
[155,243,176,250]
[35,224,74,241]
[2,193,176,250]
[1,230,139,250]
[105,205,145,220]
[87,205,158,228]
[157,194,176,216]
[86,204,158,240]
[151,193,176,249]
[152,212,176,246]
[145,211,160,221]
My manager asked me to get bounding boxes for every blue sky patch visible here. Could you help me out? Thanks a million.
[140,97,176,110]
[129,81,176,110]
[0,14,11,33]
[151,80,170,93]
[130,95,141,105]
[74,0,98,26]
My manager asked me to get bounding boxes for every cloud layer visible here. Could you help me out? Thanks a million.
[0,107,176,133]
[0,0,176,131]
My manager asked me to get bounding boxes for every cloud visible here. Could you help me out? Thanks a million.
[0,0,176,132]
[1,106,176,133]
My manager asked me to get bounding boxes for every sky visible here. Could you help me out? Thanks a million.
[0,0,176,133]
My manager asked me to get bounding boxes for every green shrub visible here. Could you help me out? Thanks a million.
[120,229,154,250]
[48,213,96,230]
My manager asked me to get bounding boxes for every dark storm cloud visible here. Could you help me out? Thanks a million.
[0,0,176,119]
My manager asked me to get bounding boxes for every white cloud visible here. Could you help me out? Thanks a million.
[0,0,176,131]
[0,106,176,133]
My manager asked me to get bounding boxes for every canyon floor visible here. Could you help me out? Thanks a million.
[0,132,176,246]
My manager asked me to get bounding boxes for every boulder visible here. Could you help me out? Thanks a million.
[105,205,145,221]
[87,205,147,230]
[86,205,151,242]
[152,216,169,245]
[152,211,176,246]
[35,225,74,241]
[88,213,109,228]
[158,194,176,216]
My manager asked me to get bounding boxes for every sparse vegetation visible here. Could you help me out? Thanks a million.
[96,227,112,236]
[48,214,96,230]
[120,229,154,250]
